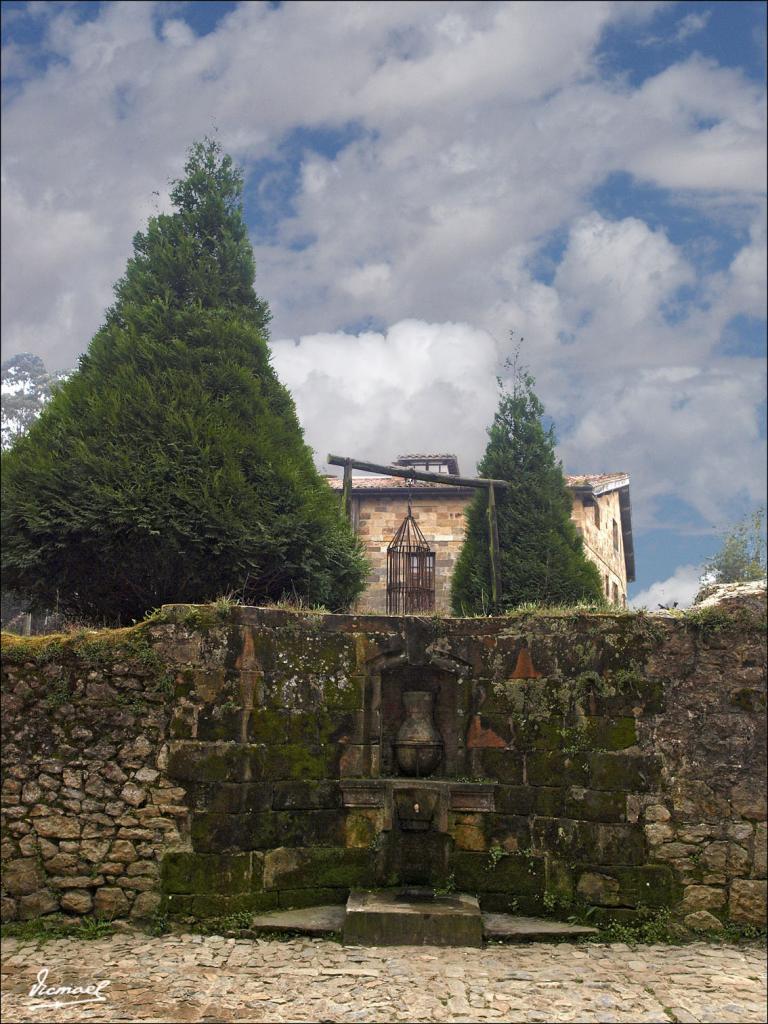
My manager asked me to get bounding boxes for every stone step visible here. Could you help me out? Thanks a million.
[250,905,346,936]
[249,901,599,944]
[344,889,484,947]
[482,912,599,941]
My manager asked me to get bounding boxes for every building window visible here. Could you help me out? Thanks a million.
[612,519,619,552]
[604,575,609,596]
[612,582,619,605]
[583,496,599,528]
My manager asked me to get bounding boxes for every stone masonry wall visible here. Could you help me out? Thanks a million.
[570,489,627,605]
[349,486,628,614]
[1,593,765,931]
[351,491,471,614]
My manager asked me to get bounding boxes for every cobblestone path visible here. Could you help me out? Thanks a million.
[1,934,766,1023]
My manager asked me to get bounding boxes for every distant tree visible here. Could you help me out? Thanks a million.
[699,508,766,590]
[1,139,368,624]
[451,352,604,614]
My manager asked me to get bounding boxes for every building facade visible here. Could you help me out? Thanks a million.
[328,454,634,614]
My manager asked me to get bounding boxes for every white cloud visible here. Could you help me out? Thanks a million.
[630,563,703,609]
[271,319,501,476]
[0,0,765,559]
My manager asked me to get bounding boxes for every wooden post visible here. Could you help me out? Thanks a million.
[341,459,353,523]
[487,484,502,609]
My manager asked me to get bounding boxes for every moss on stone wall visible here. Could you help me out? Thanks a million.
[3,597,766,931]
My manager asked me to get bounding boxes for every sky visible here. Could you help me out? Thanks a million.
[1,0,766,607]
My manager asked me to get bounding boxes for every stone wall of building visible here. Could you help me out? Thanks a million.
[346,484,629,614]
[1,592,765,931]
[352,490,472,613]
[570,489,627,605]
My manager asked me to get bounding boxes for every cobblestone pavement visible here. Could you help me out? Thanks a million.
[1,934,766,1024]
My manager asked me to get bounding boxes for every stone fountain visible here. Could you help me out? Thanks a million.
[339,670,496,945]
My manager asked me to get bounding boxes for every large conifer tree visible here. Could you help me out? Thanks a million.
[451,360,603,614]
[2,140,367,623]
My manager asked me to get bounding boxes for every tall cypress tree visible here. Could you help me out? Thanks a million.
[2,140,368,623]
[451,360,603,614]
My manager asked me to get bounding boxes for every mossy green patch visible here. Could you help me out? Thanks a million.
[266,847,375,890]
[583,716,636,750]
[162,891,278,920]
[526,751,590,787]
[452,850,545,896]
[160,851,254,894]
[278,887,349,909]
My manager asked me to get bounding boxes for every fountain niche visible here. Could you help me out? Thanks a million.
[340,657,496,893]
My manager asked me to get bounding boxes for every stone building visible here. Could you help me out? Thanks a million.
[327,454,634,614]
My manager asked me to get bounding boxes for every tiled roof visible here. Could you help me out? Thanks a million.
[566,473,628,487]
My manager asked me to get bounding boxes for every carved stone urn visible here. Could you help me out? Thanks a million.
[394,691,443,777]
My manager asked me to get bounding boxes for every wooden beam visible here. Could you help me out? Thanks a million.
[327,454,510,490]
[487,483,502,608]
[341,459,353,522]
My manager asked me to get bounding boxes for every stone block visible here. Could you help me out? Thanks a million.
[731,779,767,820]
[564,788,626,822]
[671,780,730,821]
[277,887,348,909]
[684,910,724,932]
[263,846,374,891]
[34,816,81,839]
[93,886,131,919]
[261,743,341,781]
[729,879,767,926]
[344,890,483,948]
[167,741,264,783]
[451,850,545,898]
[44,853,82,876]
[681,885,726,913]
[532,819,646,866]
[449,814,488,852]
[494,785,536,816]
[109,840,138,863]
[701,841,752,878]
[272,781,342,811]
[185,781,272,815]
[181,891,278,919]
[130,892,162,919]
[196,707,245,742]
[18,890,59,919]
[344,810,381,848]
[589,753,661,793]
[60,889,92,914]
[644,804,671,822]
[583,716,637,750]
[160,851,253,894]
[477,749,524,784]
[527,751,590,788]
[3,858,43,896]
[575,864,679,909]
[485,814,532,854]
[533,787,565,817]
[577,871,621,906]
[1,896,17,923]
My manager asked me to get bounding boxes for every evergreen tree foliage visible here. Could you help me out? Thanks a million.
[2,140,368,623]
[451,358,604,614]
